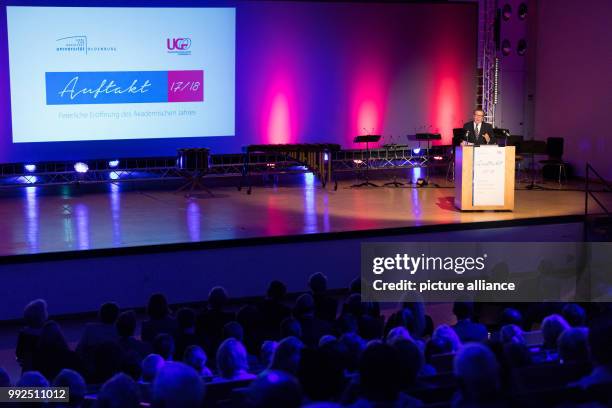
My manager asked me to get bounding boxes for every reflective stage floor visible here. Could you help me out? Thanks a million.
[0,174,608,258]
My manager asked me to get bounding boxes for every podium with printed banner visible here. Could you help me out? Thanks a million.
[455,145,515,211]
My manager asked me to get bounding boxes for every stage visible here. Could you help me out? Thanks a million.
[0,175,601,258]
[0,174,608,320]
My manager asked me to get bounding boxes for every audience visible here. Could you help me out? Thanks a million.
[10,278,612,407]
[183,345,213,377]
[152,362,205,408]
[116,310,151,361]
[196,286,235,356]
[141,293,178,343]
[452,301,488,343]
[16,298,48,372]
[77,302,119,356]
[453,343,504,407]
[53,369,87,408]
[309,272,338,322]
[95,373,140,408]
[214,338,256,382]
[32,321,83,381]
[246,370,302,408]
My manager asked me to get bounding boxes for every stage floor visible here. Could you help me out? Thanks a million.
[0,175,608,258]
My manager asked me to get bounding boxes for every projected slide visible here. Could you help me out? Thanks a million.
[6,7,235,143]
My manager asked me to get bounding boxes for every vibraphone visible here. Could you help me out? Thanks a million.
[241,143,341,193]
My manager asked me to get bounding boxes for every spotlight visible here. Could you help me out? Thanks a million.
[74,162,89,173]
[413,148,421,155]
[24,164,37,173]
[108,160,120,168]
[517,39,527,56]
[416,178,428,187]
[324,153,329,161]
[353,159,363,165]
[433,156,443,161]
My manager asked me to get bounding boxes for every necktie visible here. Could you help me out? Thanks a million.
[475,124,480,137]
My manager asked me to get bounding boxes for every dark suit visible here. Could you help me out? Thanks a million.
[462,121,495,145]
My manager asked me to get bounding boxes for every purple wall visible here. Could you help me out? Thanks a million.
[534,0,612,180]
[0,1,477,163]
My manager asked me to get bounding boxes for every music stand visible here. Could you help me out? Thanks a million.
[520,140,547,190]
[351,134,381,188]
[414,133,441,186]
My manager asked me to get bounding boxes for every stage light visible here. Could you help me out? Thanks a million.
[353,159,363,165]
[24,164,36,173]
[266,163,276,168]
[324,153,329,161]
[413,148,421,155]
[74,162,89,173]
[416,178,428,187]
[433,156,443,161]
[108,160,120,168]
[517,39,527,56]
[18,175,37,184]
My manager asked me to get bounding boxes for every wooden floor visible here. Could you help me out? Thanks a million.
[0,175,607,257]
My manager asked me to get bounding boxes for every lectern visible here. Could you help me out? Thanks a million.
[455,145,515,211]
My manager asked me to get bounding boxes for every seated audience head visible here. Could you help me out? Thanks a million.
[359,342,401,403]
[541,314,570,349]
[0,368,10,387]
[425,336,454,363]
[266,280,287,301]
[17,371,49,387]
[454,343,500,403]
[216,338,249,379]
[386,326,412,344]
[298,347,345,402]
[433,324,462,352]
[223,321,244,342]
[293,293,315,318]
[308,272,328,294]
[208,286,229,311]
[500,307,523,327]
[562,303,587,327]
[116,311,137,338]
[390,338,423,388]
[500,324,525,344]
[260,341,278,368]
[318,335,337,347]
[153,334,175,361]
[339,333,366,373]
[280,317,302,339]
[246,370,301,408]
[176,307,196,331]
[53,369,86,407]
[24,299,48,329]
[336,313,357,335]
[99,302,120,325]
[453,301,474,321]
[152,362,205,408]
[183,345,209,376]
[147,293,170,320]
[343,293,365,317]
[96,373,140,408]
[559,327,589,363]
[141,354,165,383]
[588,317,612,367]
[269,336,304,375]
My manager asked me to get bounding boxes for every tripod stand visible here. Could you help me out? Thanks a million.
[520,140,547,190]
[413,133,441,187]
[351,135,381,188]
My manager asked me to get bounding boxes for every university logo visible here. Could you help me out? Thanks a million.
[56,36,117,55]
[167,38,192,55]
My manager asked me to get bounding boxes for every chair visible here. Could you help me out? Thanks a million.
[539,137,568,185]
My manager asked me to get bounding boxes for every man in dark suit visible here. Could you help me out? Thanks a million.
[462,109,495,145]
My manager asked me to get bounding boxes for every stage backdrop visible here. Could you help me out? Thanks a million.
[0,0,477,163]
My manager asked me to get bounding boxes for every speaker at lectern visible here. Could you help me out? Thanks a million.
[454,145,515,211]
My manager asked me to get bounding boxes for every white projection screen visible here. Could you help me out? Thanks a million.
[6,7,235,143]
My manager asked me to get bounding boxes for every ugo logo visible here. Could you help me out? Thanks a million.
[167,38,191,55]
